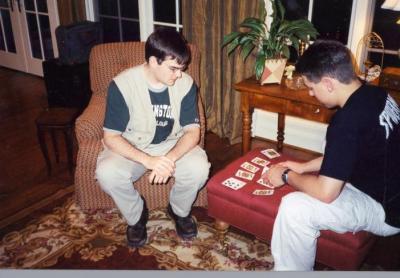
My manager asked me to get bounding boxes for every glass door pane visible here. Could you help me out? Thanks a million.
[0,1,16,53]
[24,0,54,60]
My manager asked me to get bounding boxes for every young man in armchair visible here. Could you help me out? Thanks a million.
[264,40,400,270]
[95,28,210,247]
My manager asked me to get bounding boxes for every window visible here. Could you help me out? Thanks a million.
[153,0,182,33]
[90,0,182,43]
[369,0,400,68]
[281,0,354,45]
[281,0,354,62]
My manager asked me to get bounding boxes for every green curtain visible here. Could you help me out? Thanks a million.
[182,0,259,144]
[57,0,86,25]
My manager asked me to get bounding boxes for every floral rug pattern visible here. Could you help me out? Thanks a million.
[0,197,273,270]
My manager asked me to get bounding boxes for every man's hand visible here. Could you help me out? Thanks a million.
[144,156,175,184]
[265,164,288,188]
[278,161,305,174]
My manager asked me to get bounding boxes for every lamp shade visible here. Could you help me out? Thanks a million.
[381,0,400,10]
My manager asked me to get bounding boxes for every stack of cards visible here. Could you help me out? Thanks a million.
[261,148,280,159]
[222,177,246,190]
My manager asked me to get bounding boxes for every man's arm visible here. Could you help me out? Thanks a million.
[279,156,324,174]
[267,164,344,203]
[165,125,200,162]
[103,131,175,182]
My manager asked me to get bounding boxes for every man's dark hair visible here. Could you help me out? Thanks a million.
[296,40,357,84]
[145,28,191,66]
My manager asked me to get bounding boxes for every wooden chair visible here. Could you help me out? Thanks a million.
[74,42,207,210]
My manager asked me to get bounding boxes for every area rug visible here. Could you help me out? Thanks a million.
[0,197,273,270]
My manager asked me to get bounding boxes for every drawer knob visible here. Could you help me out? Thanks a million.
[314,108,320,114]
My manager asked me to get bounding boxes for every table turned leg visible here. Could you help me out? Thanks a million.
[242,110,252,154]
[37,127,52,176]
[277,113,285,152]
[214,219,230,241]
[50,130,59,163]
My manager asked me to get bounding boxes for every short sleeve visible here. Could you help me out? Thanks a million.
[179,83,200,127]
[103,81,130,133]
[320,116,359,182]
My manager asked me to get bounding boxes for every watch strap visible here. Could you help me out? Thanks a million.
[282,168,291,184]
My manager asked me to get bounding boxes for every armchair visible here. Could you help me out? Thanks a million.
[74,42,207,210]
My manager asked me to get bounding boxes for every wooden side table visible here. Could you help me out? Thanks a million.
[234,77,335,154]
[35,108,80,176]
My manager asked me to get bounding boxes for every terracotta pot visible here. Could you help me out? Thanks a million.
[260,58,287,85]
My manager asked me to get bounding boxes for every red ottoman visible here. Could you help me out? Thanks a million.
[206,148,376,270]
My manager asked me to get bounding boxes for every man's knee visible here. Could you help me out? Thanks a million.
[95,160,125,191]
[189,155,210,185]
[278,192,314,222]
[178,148,210,182]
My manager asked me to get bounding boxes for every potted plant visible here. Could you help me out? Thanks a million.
[222,0,318,84]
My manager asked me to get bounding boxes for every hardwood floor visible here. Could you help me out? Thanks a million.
[0,67,73,224]
[0,66,399,270]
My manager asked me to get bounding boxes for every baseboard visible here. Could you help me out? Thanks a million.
[252,109,328,153]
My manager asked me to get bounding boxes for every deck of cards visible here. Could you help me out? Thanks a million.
[261,148,280,159]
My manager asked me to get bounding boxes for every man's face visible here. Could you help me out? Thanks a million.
[153,57,186,86]
[302,76,336,108]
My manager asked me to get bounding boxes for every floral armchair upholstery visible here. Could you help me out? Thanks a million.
[74,42,207,210]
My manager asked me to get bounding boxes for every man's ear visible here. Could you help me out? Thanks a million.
[321,77,335,93]
[148,56,159,67]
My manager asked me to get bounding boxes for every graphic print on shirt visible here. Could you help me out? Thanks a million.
[149,88,174,144]
[153,104,172,127]
[379,95,400,139]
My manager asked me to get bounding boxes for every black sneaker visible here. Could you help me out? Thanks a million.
[167,203,197,240]
[126,197,148,247]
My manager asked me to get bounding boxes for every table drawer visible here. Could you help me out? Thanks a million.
[286,101,332,123]
[253,94,286,113]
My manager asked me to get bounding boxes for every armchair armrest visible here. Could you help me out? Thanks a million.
[75,95,106,143]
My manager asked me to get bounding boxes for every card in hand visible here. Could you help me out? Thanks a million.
[261,166,270,176]
[235,169,255,181]
[240,162,260,173]
[261,148,281,159]
[257,178,274,188]
[251,157,270,167]
[222,177,246,190]
[252,189,274,196]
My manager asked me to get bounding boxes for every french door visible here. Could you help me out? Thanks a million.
[0,0,59,76]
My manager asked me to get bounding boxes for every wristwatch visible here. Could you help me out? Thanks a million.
[281,169,292,184]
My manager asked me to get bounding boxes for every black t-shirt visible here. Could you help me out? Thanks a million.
[103,81,199,144]
[320,84,400,227]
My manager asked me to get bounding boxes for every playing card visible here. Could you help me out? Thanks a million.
[240,162,260,173]
[261,166,270,175]
[222,177,246,190]
[252,189,274,196]
[251,157,270,167]
[261,148,281,159]
[257,178,274,188]
[235,169,255,181]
